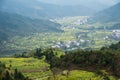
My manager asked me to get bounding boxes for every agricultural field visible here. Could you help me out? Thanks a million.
[50,70,116,80]
[0,58,116,80]
[0,58,51,80]
[53,16,89,26]
[1,16,119,55]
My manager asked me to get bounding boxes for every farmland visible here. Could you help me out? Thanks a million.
[0,57,116,80]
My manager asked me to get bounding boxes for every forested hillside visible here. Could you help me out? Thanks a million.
[91,2,120,23]
[0,11,62,43]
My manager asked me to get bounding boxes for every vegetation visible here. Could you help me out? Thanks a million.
[39,42,120,79]
[0,61,29,80]
[91,2,120,23]
[0,42,120,79]
[0,11,62,43]
[1,42,115,79]
[0,1,120,80]
[0,58,50,80]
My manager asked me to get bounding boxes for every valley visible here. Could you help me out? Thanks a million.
[0,0,120,80]
[1,16,119,56]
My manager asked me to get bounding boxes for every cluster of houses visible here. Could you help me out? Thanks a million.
[109,30,120,40]
[74,18,88,25]
[52,39,93,50]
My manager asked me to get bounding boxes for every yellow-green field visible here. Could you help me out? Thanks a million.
[0,58,51,80]
[0,58,117,80]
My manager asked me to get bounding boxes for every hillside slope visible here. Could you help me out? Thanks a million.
[91,2,120,23]
[1,0,94,18]
[0,11,61,43]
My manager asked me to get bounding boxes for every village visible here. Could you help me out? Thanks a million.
[109,30,120,40]
[52,39,93,50]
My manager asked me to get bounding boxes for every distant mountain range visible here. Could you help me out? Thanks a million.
[38,0,118,12]
[0,11,62,43]
[91,2,120,23]
[1,0,94,18]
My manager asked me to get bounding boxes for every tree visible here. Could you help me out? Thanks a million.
[2,70,12,80]
[34,48,43,58]
[14,68,26,80]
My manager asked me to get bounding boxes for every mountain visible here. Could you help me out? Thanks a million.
[91,2,120,23]
[38,0,119,12]
[0,11,62,43]
[1,0,94,18]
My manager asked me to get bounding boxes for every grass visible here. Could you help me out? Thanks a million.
[0,58,51,79]
[48,70,116,80]
[0,58,117,80]
[0,58,48,70]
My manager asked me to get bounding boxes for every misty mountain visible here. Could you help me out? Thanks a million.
[0,11,62,43]
[1,0,94,18]
[38,0,119,12]
[91,2,120,23]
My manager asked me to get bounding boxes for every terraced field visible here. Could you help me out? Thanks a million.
[0,58,51,80]
[0,58,116,80]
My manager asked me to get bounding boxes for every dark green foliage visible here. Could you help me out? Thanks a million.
[49,57,61,68]
[14,52,30,58]
[32,48,56,61]
[14,68,26,80]
[2,70,12,80]
[109,42,120,50]
[44,48,55,62]
[0,62,5,75]
[0,62,30,80]
[49,42,120,77]
[101,41,120,51]
[34,48,43,58]
[0,62,5,69]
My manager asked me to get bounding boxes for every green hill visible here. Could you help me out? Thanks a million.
[91,2,120,23]
[0,11,62,43]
